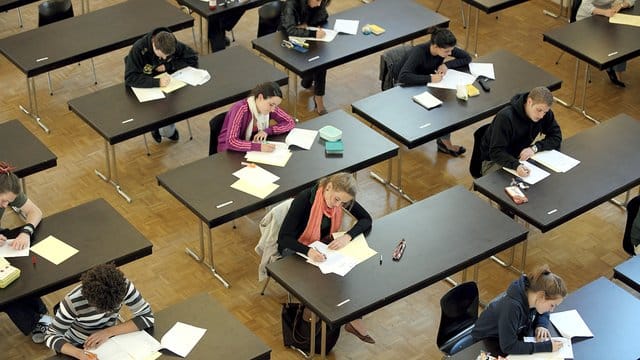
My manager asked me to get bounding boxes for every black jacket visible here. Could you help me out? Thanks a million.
[471,275,553,354]
[480,92,562,170]
[279,0,329,38]
[397,42,472,85]
[124,27,198,88]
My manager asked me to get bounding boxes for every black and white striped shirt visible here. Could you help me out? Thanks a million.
[44,279,154,352]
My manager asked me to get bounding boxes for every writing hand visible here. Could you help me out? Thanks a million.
[516,164,530,177]
[316,28,326,39]
[431,73,444,83]
[308,247,326,262]
[253,130,268,143]
[437,64,448,75]
[10,234,29,250]
[156,64,166,73]
[519,147,535,161]
[535,327,551,341]
[260,143,275,152]
[328,234,351,250]
[551,340,563,352]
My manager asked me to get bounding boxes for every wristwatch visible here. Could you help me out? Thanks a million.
[531,144,538,153]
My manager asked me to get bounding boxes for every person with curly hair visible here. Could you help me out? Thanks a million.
[45,263,154,359]
[0,162,50,344]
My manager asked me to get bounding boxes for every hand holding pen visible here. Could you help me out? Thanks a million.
[308,246,327,262]
[516,164,530,177]
[316,27,326,39]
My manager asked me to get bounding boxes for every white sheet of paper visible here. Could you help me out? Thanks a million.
[171,66,211,86]
[520,337,573,359]
[334,19,359,35]
[306,241,359,276]
[154,74,187,94]
[160,322,207,357]
[230,178,280,199]
[469,62,495,79]
[332,232,377,263]
[245,146,292,167]
[0,240,29,258]
[30,235,79,265]
[285,128,318,150]
[412,90,443,110]
[531,150,580,173]
[290,27,338,43]
[232,164,280,184]
[503,161,550,185]
[131,87,165,102]
[428,69,477,90]
[92,330,161,360]
[550,309,594,339]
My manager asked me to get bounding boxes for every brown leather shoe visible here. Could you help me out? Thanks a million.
[345,322,375,344]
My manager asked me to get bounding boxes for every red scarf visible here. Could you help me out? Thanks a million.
[298,186,343,246]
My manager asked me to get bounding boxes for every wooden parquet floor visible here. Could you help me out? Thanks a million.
[1,0,638,359]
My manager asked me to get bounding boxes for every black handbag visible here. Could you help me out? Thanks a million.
[281,302,340,354]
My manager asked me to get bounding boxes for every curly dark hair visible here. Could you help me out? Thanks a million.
[81,263,127,313]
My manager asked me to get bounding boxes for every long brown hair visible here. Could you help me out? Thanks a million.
[526,264,567,300]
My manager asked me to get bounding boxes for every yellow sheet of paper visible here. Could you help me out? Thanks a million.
[609,13,640,27]
[154,73,188,93]
[333,232,377,263]
[30,235,79,265]
[230,178,279,199]
[142,352,162,360]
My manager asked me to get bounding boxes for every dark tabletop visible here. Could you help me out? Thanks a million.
[474,114,640,233]
[0,198,152,307]
[67,46,288,145]
[0,119,57,178]
[177,0,269,20]
[462,0,529,14]
[0,0,37,13]
[266,185,528,327]
[553,277,640,359]
[614,256,640,294]
[543,5,640,70]
[0,0,194,77]
[157,110,398,228]
[352,49,562,149]
[251,0,449,77]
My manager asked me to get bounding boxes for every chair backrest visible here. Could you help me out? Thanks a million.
[257,0,283,37]
[622,195,640,256]
[38,0,74,27]
[208,111,228,156]
[570,0,582,23]
[379,45,412,91]
[469,123,491,179]
[437,281,479,354]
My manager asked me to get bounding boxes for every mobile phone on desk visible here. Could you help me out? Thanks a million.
[392,239,406,261]
[477,76,491,92]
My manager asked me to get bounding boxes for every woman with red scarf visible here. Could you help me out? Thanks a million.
[277,172,375,344]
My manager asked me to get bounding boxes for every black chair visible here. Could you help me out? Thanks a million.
[436,281,479,356]
[622,195,640,256]
[208,112,228,156]
[38,0,96,95]
[257,0,283,38]
[555,0,582,65]
[469,123,490,179]
[379,45,412,91]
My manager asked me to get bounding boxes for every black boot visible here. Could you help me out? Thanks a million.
[606,68,625,88]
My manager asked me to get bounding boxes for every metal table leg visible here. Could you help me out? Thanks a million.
[369,149,416,204]
[94,140,132,202]
[543,0,565,18]
[186,221,231,288]
[19,77,49,133]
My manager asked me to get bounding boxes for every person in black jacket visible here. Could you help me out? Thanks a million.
[471,265,567,355]
[277,172,375,344]
[398,29,472,157]
[480,86,562,178]
[208,7,245,52]
[124,28,198,143]
[279,0,331,115]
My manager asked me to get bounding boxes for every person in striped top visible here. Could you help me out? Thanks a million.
[44,264,154,359]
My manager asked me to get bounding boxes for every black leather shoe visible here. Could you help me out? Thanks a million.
[606,68,626,88]
[345,323,375,344]
[168,129,180,142]
[436,138,466,157]
[224,36,231,47]
[151,129,162,144]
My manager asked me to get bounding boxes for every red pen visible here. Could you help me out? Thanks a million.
[32,255,37,267]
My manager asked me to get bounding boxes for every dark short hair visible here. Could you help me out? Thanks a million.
[431,28,457,48]
[153,31,177,56]
[528,86,554,106]
[81,263,127,313]
[0,162,21,195]
[250,82,283,99]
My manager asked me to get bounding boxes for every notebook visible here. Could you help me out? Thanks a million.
[0,257,20,288]
[412,90,442,110]
[325,140,344,155]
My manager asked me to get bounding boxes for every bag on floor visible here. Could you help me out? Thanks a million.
[281,302,340,354]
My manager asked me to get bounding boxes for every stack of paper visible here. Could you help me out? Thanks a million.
[171,66,211,86]
[130,87,165,103]
[503,161,550,185]
[30,236,78,265]
[285,128,318,150]
[302,233,377,276]
[290,27,338,43]
[230,163,280,199]
[609,13,640,27]
[428,69,477,90]
[245,142,292,167]
[531,150,580,173]
[469,62,495,79]
[549,309,594,339]
[412,90,443,110]
[334,19,359,35]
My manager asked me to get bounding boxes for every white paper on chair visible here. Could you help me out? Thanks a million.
[502,161,550,185]
[334,19,359,35]
[289,27,338,43]
[469,62,495,79]
[550,309,594,339]
[131,87,165,102]
[427,69,477,90]
[0,240,29,258]
[171,66,211,86]
[285,128,318,150]
[531,150,580,173]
